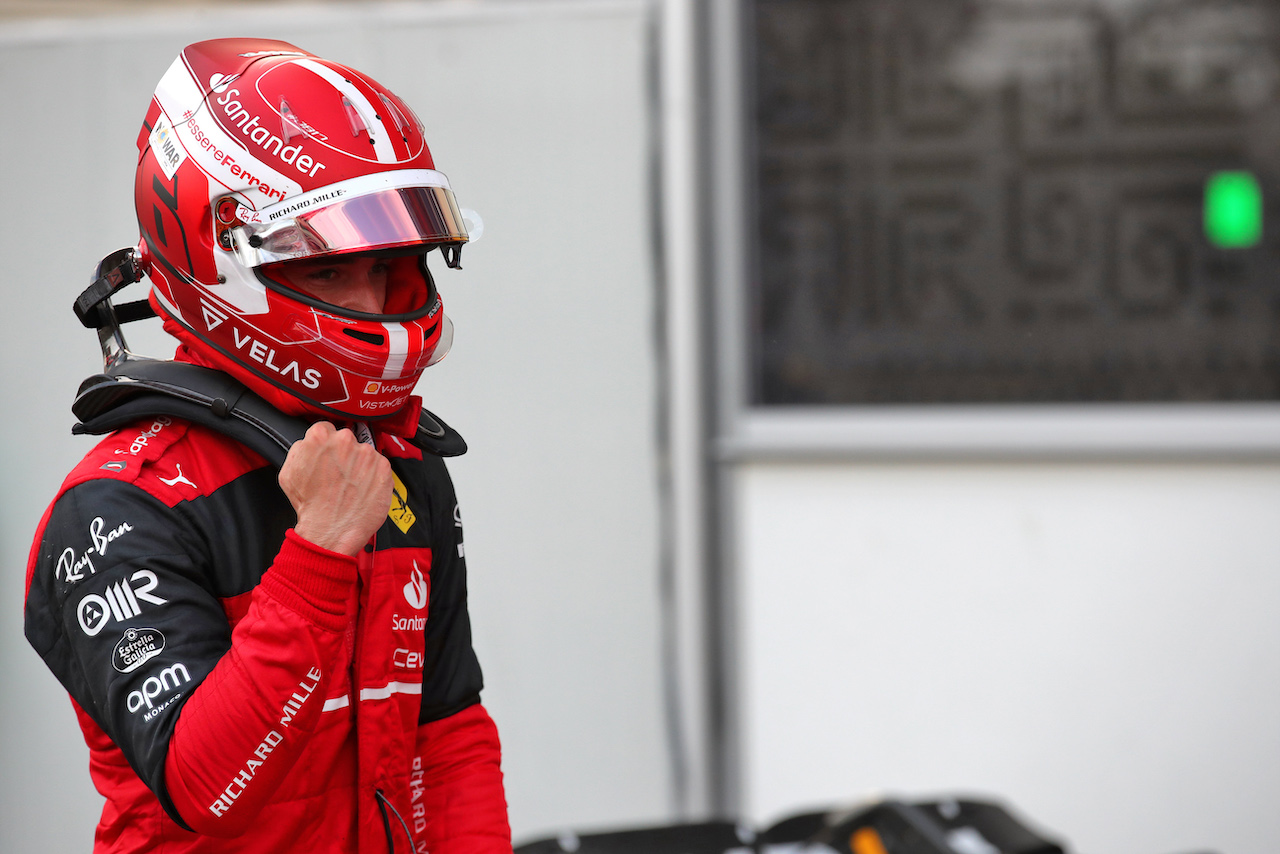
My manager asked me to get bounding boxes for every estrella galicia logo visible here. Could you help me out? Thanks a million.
[113,627,166,673]
[77,570,167,637]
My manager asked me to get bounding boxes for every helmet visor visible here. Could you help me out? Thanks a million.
[231,180,468,268]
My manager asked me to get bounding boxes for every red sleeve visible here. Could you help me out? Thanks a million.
[411,703,512,853]
[163,530,355,836]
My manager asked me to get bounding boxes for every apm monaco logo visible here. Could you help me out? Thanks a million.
[113,627,166,673]
[127,662,191,717]
[403,562,428,610]
[77,570,168,636]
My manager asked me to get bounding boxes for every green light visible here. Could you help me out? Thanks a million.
[1204,170,1263,249]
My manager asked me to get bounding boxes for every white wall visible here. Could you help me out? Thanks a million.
[0,2,674,850]
[735,458,1280,854]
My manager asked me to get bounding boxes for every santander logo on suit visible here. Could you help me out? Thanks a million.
[403,562,428,610]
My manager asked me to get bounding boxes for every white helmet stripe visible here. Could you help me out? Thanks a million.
[293,58,398,164]
[382,322,409,378]
[155,56,302,203]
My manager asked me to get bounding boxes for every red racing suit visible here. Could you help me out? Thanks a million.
[24,410,511,853]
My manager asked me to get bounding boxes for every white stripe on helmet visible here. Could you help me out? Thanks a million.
[382,322,409,378]
[293,58,399,164]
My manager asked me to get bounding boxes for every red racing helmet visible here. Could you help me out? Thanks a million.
[134,37,468,420]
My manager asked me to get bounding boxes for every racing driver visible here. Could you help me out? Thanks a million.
[23,38,511,853]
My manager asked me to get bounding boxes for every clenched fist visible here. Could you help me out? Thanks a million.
[279,421,393,556]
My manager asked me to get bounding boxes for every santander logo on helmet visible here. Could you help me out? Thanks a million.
[134,38,469,420]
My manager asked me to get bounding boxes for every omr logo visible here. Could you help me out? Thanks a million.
[77,570,168,636]
[403,562,428,610]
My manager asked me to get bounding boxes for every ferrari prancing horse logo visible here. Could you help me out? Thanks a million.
[388,471,416,533]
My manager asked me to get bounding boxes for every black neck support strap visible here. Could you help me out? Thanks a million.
[72,359,466,469]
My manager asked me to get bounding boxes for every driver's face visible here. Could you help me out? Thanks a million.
[272,255,389,314]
